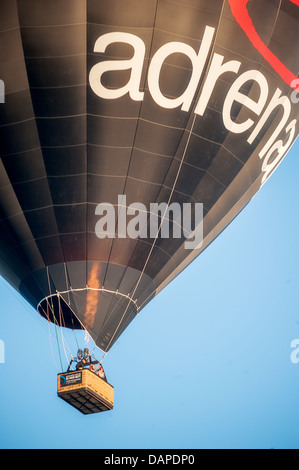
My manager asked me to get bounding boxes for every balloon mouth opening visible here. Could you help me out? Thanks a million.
[36,287,139,351]
[37,294,83,330]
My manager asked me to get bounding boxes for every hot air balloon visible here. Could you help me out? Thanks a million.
[0,0,298,412]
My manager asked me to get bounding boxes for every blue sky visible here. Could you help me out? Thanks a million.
[0,141,298,450]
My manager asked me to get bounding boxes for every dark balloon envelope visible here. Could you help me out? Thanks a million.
[0,0,298,352]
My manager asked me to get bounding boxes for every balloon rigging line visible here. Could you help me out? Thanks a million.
[40,291,96,370]
[105,115,199,351]
[46,266,64,370]
[39,280,110,361]
[104,0,227,351]
[37,287,138,311]
[57,294,72,365]
[98,0,160,295]
[44,300,60,371]
[38,286,138,355]
[51,304,63,371]
[63,262,71,306]
[47,308,59,371]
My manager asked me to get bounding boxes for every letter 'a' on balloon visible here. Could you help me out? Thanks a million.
[0,0,298,413]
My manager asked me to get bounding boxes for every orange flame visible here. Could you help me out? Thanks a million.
[84,263,100,330]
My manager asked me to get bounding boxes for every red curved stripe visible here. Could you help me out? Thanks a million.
[228,0,298,89]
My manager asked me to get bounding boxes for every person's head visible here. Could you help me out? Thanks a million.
[77,348,83,357]
[84,348,89,356]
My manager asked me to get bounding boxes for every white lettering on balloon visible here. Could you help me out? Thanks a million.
[89,28,298,187]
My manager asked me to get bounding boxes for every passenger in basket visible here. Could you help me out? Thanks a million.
[96,364,107,382]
